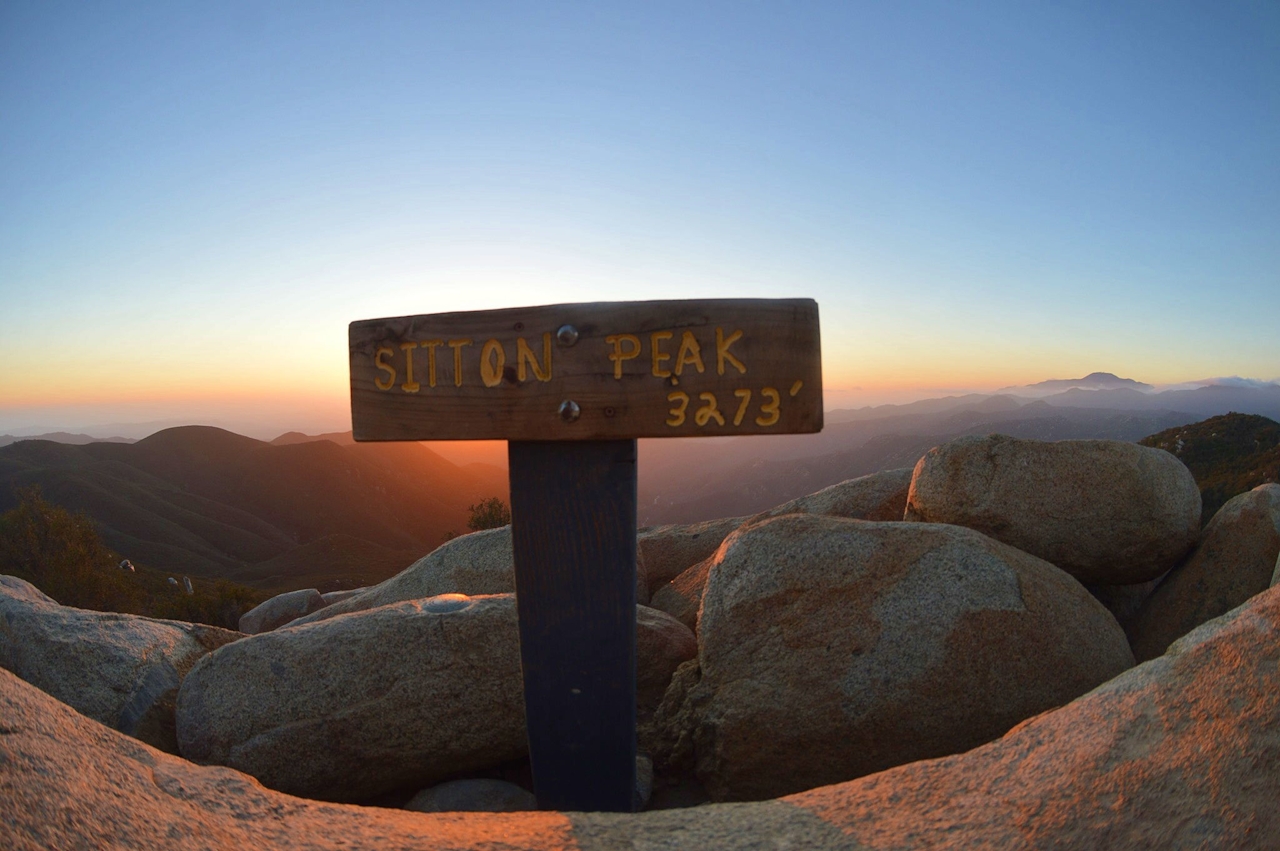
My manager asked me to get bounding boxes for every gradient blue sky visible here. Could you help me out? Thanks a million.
[2,1,1277,436]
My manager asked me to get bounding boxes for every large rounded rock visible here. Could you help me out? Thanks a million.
[177,594,696,802]
[649,471,916,632]
[0,574,241,753]
[904,434,1201,584]
[658,515,1134,801]
[748,468,914,525]
[293,529,515,626]
[5,585,1280,848]
[177,594,527,801]
[636,606,697,714]
[320,587,367,606]
[296,527,649,625]
[0,574,56,604]
[638,517,746,595]
[1130,483,1280,661]
[649,556,713,631]
[238,588,326,634]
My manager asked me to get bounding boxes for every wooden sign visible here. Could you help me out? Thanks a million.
[349,297,823,813]
[349,298,822,441]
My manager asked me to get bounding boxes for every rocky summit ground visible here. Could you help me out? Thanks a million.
[3,584,1278,849]
[3,433,1279,849]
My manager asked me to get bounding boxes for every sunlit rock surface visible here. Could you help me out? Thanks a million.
[1130,483,1280,661]
[654,515,1134,801]
[0,575,240,754]
[904,434,1201,584]
[6,584,1280,849]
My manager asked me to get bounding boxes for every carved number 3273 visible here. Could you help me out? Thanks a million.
[666,387,785,428]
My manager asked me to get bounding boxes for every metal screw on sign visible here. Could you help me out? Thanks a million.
[347,299,822,812]
[558,400,581,422]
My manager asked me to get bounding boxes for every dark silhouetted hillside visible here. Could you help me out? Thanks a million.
[0,427,508,590]
[271,430,356,446]
[1140,413,1280,524]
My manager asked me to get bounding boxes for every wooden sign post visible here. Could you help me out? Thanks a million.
[350,298,822,812]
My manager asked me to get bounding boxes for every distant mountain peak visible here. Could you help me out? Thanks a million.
[999,373,1153,395]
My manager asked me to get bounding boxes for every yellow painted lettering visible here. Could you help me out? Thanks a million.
[420,340,443,387]
[695,392,725,426]
[716,328,746,375]
[756,387,781,426]
[733,389,752,425]
[606,334,641,379]
[517,333,552,382]
[650,331,673,378]
[480,339,505,388]
[666,391,689,426]
[400,342,420,392]
[374,347,396,391]
[789,380,804,397]
[448,339,473,387]
[674,330,705,376]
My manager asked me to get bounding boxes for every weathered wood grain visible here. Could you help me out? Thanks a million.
[509,439,638,812]
[350,299,822,441]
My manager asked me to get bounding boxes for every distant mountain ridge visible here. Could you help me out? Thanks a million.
[826,377,1280,427]
[0,432,135,449]
[10,374,1279,545]
[271,430,356,447]
[639,375,1280,525]
[998,372,1154,394]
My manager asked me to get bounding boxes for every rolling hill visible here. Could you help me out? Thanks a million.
[0,427,507,591]
[1139,413,1280,524]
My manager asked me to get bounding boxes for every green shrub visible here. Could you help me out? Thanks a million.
[466,496,511,531]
